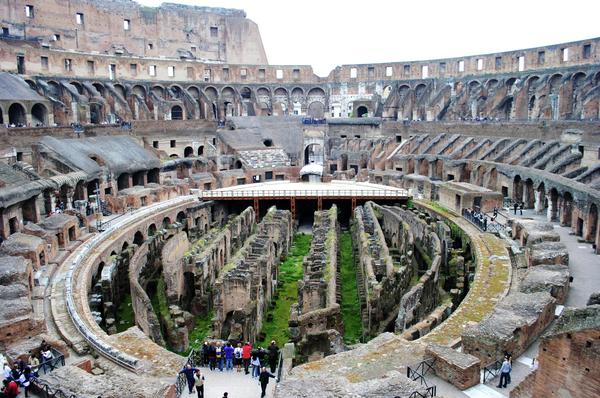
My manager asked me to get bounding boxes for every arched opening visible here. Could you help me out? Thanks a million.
[263,139,273,147]
[90,103,103,124]
[234,160,243,169]
[152,86,165,99]
[307,101,324,118]
[304,143,324,165]
[562,191,573,227]
[176,211,186,226]
[240,87,252,99]
[524,178,535,209]
[587,203,598,244]
[513,175,523,203]
[147,168,159,184]
[117,173,130,190]
[133,231,144,245]
[132,171,145,186]
[162,217,171,229]
[31,103,48,126]
[8,103,26,125]
[356,106,368,118]
[184,146,194,157]
[73,180,85,201]
[171,105,183,120]
[197,145,204,156]
[148,223,157,237]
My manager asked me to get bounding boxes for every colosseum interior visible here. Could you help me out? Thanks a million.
[0,1,599,397]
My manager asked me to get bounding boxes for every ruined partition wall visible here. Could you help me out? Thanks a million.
[213,206,292,343]
[352,202,414,337]
[289,205,344,360]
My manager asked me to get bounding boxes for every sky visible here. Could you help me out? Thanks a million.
[137,0,600,77]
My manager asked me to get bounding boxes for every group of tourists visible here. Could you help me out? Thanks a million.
[0,340,54,398]
[179,340,280,398]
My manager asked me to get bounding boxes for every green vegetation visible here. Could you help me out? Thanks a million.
[115,294,135,333]
[259,234,311,347]
[339,232,363,344]
[185,310,214,355]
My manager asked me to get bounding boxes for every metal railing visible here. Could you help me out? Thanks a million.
[32,380,78,398]
[482,359,503,383]
[38,349,66,375]
[302,117,327,125]
[462,209,505,233]
[405,358,437,397]
[175,348,202,398]
[200,188,409,199]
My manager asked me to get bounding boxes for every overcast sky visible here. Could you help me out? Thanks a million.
[137,0,600,77]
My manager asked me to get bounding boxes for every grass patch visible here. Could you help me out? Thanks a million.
[340,232,363,344]
[115,294,135,333]
[259,233,311,347]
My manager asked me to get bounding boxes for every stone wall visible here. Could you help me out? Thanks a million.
[425,344,480,390]
[290,205,344,360]
[213,206,292,343]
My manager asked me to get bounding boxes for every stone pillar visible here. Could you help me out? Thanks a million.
[546,194,556,222]
[522,187,529,208]
[66,189,74,210]
[534,190,544,214]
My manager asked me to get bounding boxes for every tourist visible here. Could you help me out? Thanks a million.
[224,342,234,371]
[513,202,518,215]
[27,353,38,375]
[222,393,228,398]
[242,341,252,375]
[258,367,275,398]
[496,356,512,388]
[257,347,266,368]
[178,364,200,395]
[2,379,19,398]
[19,367,34,398]
[250,352,261,378]
[234,343,243,372]
[193,369,204,398]
[9,365,20,381]
[201,341,210,367]
[207,342,216,371]
[2,363,11,380]
[267,341,279,373]
[519,202,523,215]
[215,342,224,371]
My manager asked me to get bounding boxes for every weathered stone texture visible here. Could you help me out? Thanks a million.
[425,344,480,390]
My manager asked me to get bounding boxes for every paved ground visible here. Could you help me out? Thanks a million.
[179,367,276,398]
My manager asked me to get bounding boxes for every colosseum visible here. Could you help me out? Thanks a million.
[0,0,599,397]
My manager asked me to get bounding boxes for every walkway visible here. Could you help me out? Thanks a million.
[180,368,276,398]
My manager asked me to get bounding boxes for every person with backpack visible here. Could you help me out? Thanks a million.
[215,342,224,371]
[193,369,205,398]
[267,341,279,374]
[234,343,243,372]
[251,351,261,378]
[223,342,234,371]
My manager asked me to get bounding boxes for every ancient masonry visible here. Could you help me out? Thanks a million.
[0,0,599,397]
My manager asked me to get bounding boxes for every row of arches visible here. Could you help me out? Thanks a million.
[0,102,49,126]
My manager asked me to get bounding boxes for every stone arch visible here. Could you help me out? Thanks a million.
[113,83,126,99]
[176,211,187,226]
[524,178,535,209]
[221,86,236,98]
[171,105,183,120]
[572,72,587,89]
[92,83,106,97]
[204,86,218,101]
[8,103,26,125]
[70,81,84,95]
[257,87,270,96]
[549,74,563,94]
[47,80,61,96]
[117,173,130,190]
[274,87,288,97]
[187,86,201,99]
[307,87,325,98]
[31,103,48,125]
[485,79,499,90]
[475,165,485,186]
[133,231,144,245]
[549,187,559,221]
[132,85,146,99]
[415,84,427,99]
[152,85,165,99]
[307,102,325,118]
[197,145,204,156]
[184,146,194,157]
[356,106,368,117]
[162,217,171,229]
[304,143,323,165]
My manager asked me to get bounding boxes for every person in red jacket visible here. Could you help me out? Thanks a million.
[2,379,19,398]
[242,341,252,375]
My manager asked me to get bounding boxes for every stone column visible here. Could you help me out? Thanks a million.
[546,194,556,222]
[66,188,74,210]
[534,190,544,214]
